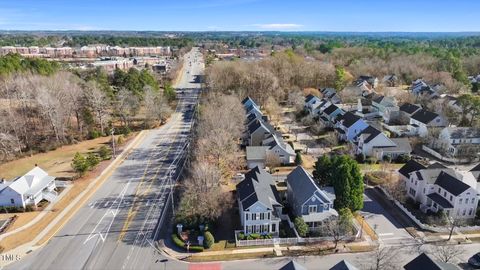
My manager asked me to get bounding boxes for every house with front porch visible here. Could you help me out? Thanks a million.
[236,166,282,235]
[437,127,480,158]
[0,166,57,208]
[352,125,411,159]
[286,166,338,230]
[404,165,478,220]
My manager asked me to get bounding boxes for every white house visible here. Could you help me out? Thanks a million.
[236,167,282,235]
[304,94,322,116]
[438,127,480,158]
[408,109,447,137]
[371,95,398,122]
[262,134,296,165]
[402,163,478,220]
[0,166,57,208]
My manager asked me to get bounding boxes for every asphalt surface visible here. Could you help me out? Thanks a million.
[8,48,203,270]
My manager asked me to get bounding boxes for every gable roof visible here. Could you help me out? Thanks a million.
[471,163,480,181]
[339,112,362,128]
[399,103,421,114]
[404,253,459,270]
[236,167,281,211]
[279,260,307,270]
[398,160,427,178]
[323,104,340,115]
[4,167,55,195]
[330,260,359,270]
[428,162,447,169]
[434,171,471,196]
[242,96,258,107]
[357,125,382,143]
[286,166,332,205]
[411,109,439,124]
[305,94,316,103]
[444,127,480,139]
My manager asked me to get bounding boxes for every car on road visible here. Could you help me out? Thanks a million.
[469,253,480,268]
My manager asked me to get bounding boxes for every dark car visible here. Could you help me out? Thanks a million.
[469,252,480,268]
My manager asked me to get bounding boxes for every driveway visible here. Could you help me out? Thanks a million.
[360,188,418,246]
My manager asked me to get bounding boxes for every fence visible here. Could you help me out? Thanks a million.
[234,229,356,247]
[422,145,478,164]
[378,186,480,233]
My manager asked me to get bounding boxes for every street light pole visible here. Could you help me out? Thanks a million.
[111,128,116,158]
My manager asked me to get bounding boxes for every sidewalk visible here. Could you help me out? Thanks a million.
[0,130,147,268]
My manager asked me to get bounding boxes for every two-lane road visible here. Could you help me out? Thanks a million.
[8,47,203,270]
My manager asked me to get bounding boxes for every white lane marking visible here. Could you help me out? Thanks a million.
[84,182,130,244]
[378,233,394,236]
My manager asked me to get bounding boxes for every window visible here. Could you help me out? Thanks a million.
[469,208,474,216]
[260,213,265,220]
[443,191,446,197]
[267,212,270,220]
[459,198,463,204]
[423,188,426,194]
[450,195,453,201]
[10,199,14,204]
[272,223,276,232]
[308,205,317,213]
[252,213,256,220]
[465,198,469,204]
[438,188,441,193]
[409,188,416,196]
[245,213,249,220]
[463,209,467,216]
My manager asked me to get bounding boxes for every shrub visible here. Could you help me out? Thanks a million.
[395,154,411,163]
[204,231,214,249]
[172,233,185,248]
[72,152,89,176]
[383,155,392,163]
[119,126,131,136]
[98,146,112,160]
[86,153,100,168]
[88,130,102,139]
[238,232,245,240]
[356,153,366,163]
[294,217,308,237]
[189,245,204,252]
[117,135,125,145]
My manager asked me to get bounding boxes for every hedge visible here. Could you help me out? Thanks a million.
[171,234,204,252]
[204,231,214,249]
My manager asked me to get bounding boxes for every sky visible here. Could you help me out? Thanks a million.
[0,0,479,32]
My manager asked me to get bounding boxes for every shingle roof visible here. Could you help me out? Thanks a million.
[3,167,55,195]
[305,94,316,103]
[404,253,459,270]
[242,96,257,106]
[398,160,426,178]
[323,104,339,115]
[330,260,359,270]
[339,112,362,128]
[246,146,268,161]
[428,162,447,169]
[236,167,281,211]
[434,171,471,196]
[445,127,480,139]
[357,125,382,143]
[411,109,439,124]
[471,163,480,172]
[399,103,421,114]
[286,166,332,206]
[279,260,307,270]
[427,193,454,208]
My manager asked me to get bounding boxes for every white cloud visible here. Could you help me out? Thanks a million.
[252,23,303,30]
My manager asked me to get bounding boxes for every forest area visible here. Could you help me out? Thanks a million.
[0,53,174,162]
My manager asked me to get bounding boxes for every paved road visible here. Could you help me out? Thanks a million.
[8,48,203,270]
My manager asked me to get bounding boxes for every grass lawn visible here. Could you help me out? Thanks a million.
[0,134,129,180]
[187,251,275,262]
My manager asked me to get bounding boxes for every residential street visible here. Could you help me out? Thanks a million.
[7,48,203,270]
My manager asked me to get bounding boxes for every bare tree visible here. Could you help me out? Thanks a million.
[366,246,401,270]
[430,243,465,263]
[85,81,111,135]
[114,87,139,128]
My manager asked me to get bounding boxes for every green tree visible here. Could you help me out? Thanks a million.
[71,152,89,176]
[204,231,215,249]
[313,155,333,186]
[86,152,100,168]
[98,146,112,160]
[295,152,303,165]
[331,156,364,211]
[294,217,309,237]
[163,83,176,102]
[457,94,480,126]
[334,66,347,91]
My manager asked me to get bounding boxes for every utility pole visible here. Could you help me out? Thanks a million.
[111,128,116,158]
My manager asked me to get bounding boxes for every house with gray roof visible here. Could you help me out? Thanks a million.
[304,94,322,116]
[404,253,460,270]
[409,109,447,137]
[404,164,478,220]
[438,127,480,158]
[236,166,282,235]
[334,112,368,142]
[353,125,411,159]
[0,166,57,208]
[242,96,259,110]
[286,166,338,230]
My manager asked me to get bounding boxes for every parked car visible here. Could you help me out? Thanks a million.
[468,252,480,268]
